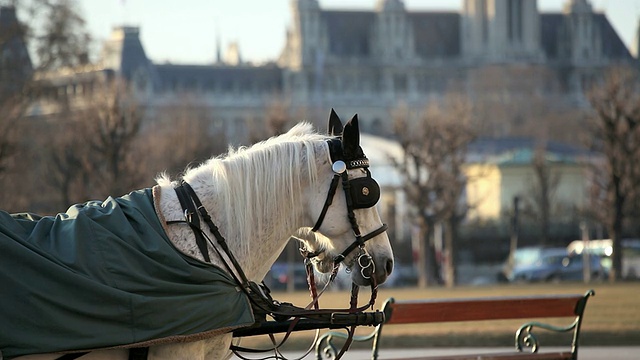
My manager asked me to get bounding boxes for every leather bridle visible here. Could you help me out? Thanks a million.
[307,137,388,281]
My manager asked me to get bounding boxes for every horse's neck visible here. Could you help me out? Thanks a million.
[157,171,309,283]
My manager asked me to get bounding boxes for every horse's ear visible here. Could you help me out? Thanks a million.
[342,114,360,158]
[328,108,344,136]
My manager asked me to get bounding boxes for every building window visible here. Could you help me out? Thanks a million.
[394,74,407,94]
[508,0,524,42]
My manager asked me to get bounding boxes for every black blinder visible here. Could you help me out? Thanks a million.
[349,175,380,209]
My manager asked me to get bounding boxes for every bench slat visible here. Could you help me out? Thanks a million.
[387,295,583,324]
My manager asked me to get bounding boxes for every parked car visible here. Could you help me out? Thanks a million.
[264,262,310,291]
[500,247,607,283]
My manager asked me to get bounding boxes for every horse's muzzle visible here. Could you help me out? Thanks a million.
[351,252,394,286]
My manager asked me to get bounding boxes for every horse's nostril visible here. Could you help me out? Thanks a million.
[386,259,394,276]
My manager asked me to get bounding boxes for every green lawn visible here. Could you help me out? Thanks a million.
[237,282,640,350]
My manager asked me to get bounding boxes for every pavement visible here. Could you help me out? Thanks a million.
[232,347,639,359]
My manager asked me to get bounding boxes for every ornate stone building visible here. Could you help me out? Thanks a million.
[276,0,633,135]
[13,0,637,142]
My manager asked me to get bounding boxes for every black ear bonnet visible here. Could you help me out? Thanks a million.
[327,138,381,209]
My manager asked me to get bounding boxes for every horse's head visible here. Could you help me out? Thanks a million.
[301,110,394,287]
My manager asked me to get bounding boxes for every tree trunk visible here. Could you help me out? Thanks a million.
[443,219,456,288]
[609,180,625,281]
[414,222,439,288]
[414,223,428,288]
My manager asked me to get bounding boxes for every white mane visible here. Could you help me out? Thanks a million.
[156,122,330,258]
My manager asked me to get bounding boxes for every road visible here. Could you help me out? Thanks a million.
[232,347,639,359]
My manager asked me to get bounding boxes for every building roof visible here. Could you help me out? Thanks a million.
[319,8,630,62]
[410,12,461,59]
[540,13,633,61]
[595,13,634,60]
[324,11,375,58]
[467,137,596,165]
[360,135,598,187]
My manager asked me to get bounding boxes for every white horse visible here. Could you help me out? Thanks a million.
[12,112,393,360]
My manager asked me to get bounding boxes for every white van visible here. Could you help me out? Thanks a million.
[567,239,640,280]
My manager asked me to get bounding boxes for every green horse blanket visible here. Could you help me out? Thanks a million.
[0,188,254,359]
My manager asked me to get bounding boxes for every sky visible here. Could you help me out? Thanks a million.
[79,0,640,65]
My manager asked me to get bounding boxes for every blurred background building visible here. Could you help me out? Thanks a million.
[18,0,635,141]
[91,0,634,136]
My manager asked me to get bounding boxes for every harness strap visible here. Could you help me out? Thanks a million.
[128,347,149,360]
[174,183,211,262]
[311,173,341,232]
[180,181,252,287]
[332,224,388,265]
[339,172,361,237]
[55,353,89,359]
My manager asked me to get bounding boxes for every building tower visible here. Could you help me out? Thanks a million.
[560,0,601,65]
[635,17,640,60]
[284,0,323,70]
[100,26,156,96]
[0,6,33,93]
[462,0,543,62]
[373,0,414,63]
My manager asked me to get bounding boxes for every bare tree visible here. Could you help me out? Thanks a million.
[247,99,296,143]
[0,5,33,207]
[586,66,640,281]
[24,0,91,70]
[0,99,23,175]
[392,95,475,287]
[44,79,143,203]
[524,144,562,246]
[141,95,228,179]
[468,65,587,146]
[44,112,93,207]
[85,80,143,196]
[0,1,98,211]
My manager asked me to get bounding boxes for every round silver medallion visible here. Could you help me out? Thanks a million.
[332,160,347,174]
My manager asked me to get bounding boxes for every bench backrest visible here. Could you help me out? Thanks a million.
[383,293,591,325]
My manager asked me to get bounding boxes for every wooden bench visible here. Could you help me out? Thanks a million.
[315,290,595,360]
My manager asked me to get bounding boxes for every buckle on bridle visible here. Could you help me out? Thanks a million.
[183,208,193,223]
[357,247,375,280]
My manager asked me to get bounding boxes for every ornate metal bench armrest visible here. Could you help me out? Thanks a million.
[315,326,381,360]
[515,290,595,360]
